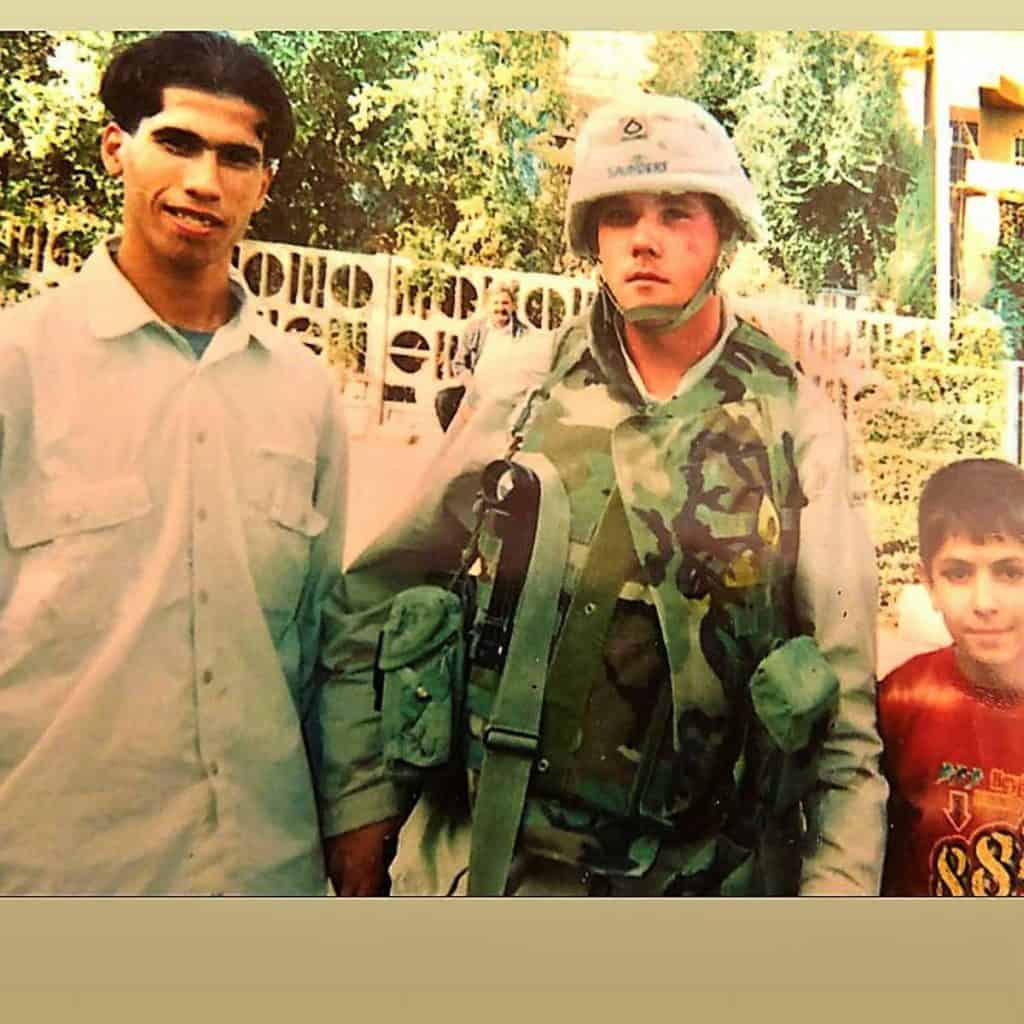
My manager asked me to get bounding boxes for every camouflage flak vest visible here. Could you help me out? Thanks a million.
[464,318,834,894]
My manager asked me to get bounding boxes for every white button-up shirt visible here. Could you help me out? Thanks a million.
[0,242,348,894]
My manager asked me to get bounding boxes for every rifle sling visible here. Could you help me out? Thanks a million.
[468,451,570,897]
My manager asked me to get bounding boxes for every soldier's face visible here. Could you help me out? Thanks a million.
[924,533,1024,691]
[595,191,720,314]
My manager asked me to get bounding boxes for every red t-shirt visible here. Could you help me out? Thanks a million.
[878,646,1024,897]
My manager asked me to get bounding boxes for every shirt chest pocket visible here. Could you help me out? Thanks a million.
[2,475,153,634]
[244,446,328,620]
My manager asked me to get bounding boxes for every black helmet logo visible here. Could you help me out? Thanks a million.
[621,117,646,141]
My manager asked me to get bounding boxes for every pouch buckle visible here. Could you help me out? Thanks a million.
[482,725,539,758]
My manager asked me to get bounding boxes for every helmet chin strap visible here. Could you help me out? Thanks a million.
[602,263,719,335]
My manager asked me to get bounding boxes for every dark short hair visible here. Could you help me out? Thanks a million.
[918,458,1024,571]
[99,32,295,161]
[703,194,739,246]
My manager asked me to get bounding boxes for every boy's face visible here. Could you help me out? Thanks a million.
[924,533,1024,688]
[100,86,273,279]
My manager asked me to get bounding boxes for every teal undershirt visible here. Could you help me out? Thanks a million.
[177,327,216,360]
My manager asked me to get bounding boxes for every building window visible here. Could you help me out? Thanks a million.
[950,120,980,183]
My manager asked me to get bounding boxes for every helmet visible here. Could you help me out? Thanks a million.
[566,94,766,259]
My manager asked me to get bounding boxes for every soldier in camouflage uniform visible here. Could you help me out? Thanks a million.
[317,95,887,896]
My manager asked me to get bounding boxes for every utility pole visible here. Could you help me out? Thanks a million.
[925,30,953,336]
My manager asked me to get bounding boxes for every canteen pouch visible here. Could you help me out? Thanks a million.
[375,585,468,781]
[749,634,841,814]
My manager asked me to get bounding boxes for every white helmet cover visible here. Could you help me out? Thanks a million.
[566,94,767,259]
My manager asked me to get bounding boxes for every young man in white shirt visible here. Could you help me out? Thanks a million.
[0,31,398,894]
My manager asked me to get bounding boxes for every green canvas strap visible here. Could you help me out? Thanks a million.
[621,265,719,335]
[468,451,571,897]
[539,487,639,785]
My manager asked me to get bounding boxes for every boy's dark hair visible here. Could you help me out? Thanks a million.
[919,458,1024,571]
[99,32,295,161]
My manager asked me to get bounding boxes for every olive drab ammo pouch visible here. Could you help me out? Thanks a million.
[374,584,470,782]
[751,635,840,762]
[733,634,841,895]
[748,634,840,826]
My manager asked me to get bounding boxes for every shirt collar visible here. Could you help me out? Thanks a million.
[618,297,736,404]
[81,238,272,355]
[578,288,735,407]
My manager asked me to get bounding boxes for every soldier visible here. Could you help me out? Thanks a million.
[319,94,887,896]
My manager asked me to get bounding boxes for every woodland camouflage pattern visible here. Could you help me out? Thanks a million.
[316,299,887,895]
[462,306,839,893]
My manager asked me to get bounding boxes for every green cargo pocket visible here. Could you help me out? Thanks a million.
[376,586,467,780]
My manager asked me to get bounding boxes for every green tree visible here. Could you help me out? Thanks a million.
[733,32,914,294]
[349,30,571,273]
[647,31,757,133]
[647,31,919,296]
[0,31,125,229]
[249,31,427,251]
[984,234,1024,358]
[875,138,936,316]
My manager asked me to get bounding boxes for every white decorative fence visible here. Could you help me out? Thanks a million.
[2,217,998,455]
[230,238,599,436]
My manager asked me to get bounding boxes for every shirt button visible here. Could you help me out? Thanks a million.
[196,507,208,523]
[198,590,209,605]
[202,669,214,685]
[209,761,219,776]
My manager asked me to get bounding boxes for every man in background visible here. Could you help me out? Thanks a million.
[434,281,530,431]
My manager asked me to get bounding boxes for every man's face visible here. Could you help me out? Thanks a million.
[487,291,514,329]
[100,86,273,278]
[595,191,720,315]
[924,533,1024,689]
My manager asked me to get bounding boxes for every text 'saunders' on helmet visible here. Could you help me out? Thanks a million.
[565,94,767,259]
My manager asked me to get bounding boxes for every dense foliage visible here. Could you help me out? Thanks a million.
[983,202,1024,358]
[648,30,922,299]
[349,30,570,273]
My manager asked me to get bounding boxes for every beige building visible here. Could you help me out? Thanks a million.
[876,32,1024,308]
[956,71,1024,304]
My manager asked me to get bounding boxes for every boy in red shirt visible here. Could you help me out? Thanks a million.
[879,458,1024,896]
